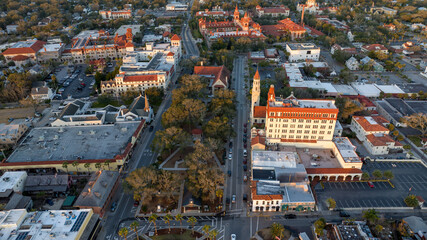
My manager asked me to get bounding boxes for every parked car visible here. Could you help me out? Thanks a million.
[228,154,232,160]
[243,159,247,165]
[284,214,296,219]
[229,148,232,154]
[232,195,236,203]
[133,201,140,207]
[49,117,56,121]
[367,182,374,188]
[243,165,247,171]
[149,126,154,132]
[228,170,231,177]
[243,175,248,182]
[339,210,350,217]
[111,202,117,212]
[229,141,233,148]
[231,234,236,240]
[243,149,247,157]
[243,194,248,201]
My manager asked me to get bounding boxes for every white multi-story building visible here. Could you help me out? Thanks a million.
[166,2,188,11]
[101,35,181,95]
[100,10,132,19]
[0,171,27,195]
[286,43,320,62]
[0,209,94,240]
[350,116,402,155]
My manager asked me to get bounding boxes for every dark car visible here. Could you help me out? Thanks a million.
[284,214,297,219]
[226,198,230,204]
[77,86,83,91]
[133,201,140,207]
[228,170,231,177]
[243,194,248,201]
[229,141,233,148]
[243,159,247,165]
[244,123,247,128]
[243,138,247,143]
[243,165,247,171]
[149,126,154,132]
[244,143,247,148]
[111,202,117,212]
[339,210,350,217]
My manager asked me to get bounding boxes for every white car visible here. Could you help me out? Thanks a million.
[228,154,232,160]
[231,234,236,240]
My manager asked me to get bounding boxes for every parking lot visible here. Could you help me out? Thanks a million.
[316,161,427,209]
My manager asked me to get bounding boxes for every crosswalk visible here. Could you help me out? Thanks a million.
[136,215,218,222]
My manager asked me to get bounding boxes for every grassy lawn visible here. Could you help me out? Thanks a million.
[408,135,422,147]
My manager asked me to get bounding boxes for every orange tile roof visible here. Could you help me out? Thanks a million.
[11,55,30,61]
[171,34,181,41]
[2,40,46,55]
[277,18,306,31]
[194,65,230,86]
[353,116,389,132]
[253,106,266,118]
[251,181,283,200]
[167,52,175,56]
[254,69,260,79]
[123,75,158,82]
[306,168,363,175]
[366,134,396,146]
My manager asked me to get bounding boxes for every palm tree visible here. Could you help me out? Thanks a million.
[175,214,183,233]
[187,216,197,235]
[62,161,69,173]
[148,214,158,235]
[95,162,102,171]
[202,225,211,237]
[118,227,129,240]
[209,229,219,240]
[104,159,111,171]
[84,163,91,175]
[130,221,140,240]
[164,214,173,233]
[72,161,79,173]
[270,222,285,239]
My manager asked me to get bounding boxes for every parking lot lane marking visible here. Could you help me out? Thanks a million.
[350,200,357,208]
[391,199,400,207]
[361,200,368,208]
[350,182,355,189]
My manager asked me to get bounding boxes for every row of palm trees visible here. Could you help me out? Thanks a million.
[118,214,219,240]
[61,159,112,174]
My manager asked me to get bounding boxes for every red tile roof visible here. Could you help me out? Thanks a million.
[11,55,30,61]
[362,44,388,51]
[251,181,283,200]
[345,95,376,108]
[171,34,181,41]
[251,135,266,146]
[123,75,158,82]
[306,168,363,175]
[277,18,306,31]
[191,128,203,135]
[254,69,260,79]
[162,31,171,37]
[167,52,175,56]
[366,134,396,146]
[194,65,230,86]
[2,40,46,55]
[253,106,266,118]
[353,116,389,132]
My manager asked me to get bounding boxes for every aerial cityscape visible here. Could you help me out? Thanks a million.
[0,0,426,239]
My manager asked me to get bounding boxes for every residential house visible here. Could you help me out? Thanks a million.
[194,65,230,94]
[6,25,18,34]
[116,95,154,123]
[345,57,360,70]
[331,44,357,55]
[31,82,54,101]
[361,44,388,54]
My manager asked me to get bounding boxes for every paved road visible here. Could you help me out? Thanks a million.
[180,2,199,58]
[100,73,178,240]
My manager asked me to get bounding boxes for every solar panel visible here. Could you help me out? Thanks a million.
[70,212,88,232]
[16,232,29,240]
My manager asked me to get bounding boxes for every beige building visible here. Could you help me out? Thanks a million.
[0,124,29,149]
[100,10,132,19]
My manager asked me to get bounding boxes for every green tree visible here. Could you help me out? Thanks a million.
[270,222,285,239]
[187,217,197,235]
[202,225,211,237]
[362,172,370,180]
[148,214,158,235]
[203,116,234,141]
[335,97,363,120]
[62,161,69,173]
[182,98,207,128]
[372,169,382,179]
[314,218,326,236]
[362,209,379,223]
[95,162,102,171]
[388,124,395,131]
[84,163,91,174]
[130,221,140,240]
[392,130,399,137]
[118,227,129,240]
[164,214,173,233]
[209,229,219,240]
[402,113,427,136]
[152,127,191,154]
[404,195,419,208]
[175,214,183,233]
[397,135,404,141]
[104,159,111,171]
[72,161,79,172]
[326,198,336,209]
[383,170,394,180]
[375,225,384,233]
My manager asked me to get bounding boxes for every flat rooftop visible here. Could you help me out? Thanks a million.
[376,100,402,121]
[351,83,381,97]
[297,148,342,169]
[384,98,416,116]
[6,122,140,163]
[0,171,26,193]
[252,150,298,169]
[333,137,360,163]
[115,25,142,36]
[270,97,337,109]
[74,171,119,208]
[332,84,358,96]
[39,43,62,53]
[374,84,404,94]
[287,43,319,50]
[256,180,315,203]
[12,40,37,48]
[0,209,93,240]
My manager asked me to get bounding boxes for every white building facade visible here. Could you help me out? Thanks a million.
[286,43,320,62]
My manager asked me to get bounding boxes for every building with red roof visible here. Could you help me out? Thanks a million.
[262,18,306,40]
[194,65,230,94]
[255,5,290,17]
[2,40,46,63]
[195,6,229,18]
[361,44,389,54]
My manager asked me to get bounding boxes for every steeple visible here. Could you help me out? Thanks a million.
[251,67,261,121]
[267,85,276,102]
[254,68,260,80]
[234,5,240,22]
[144,93,150,112]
